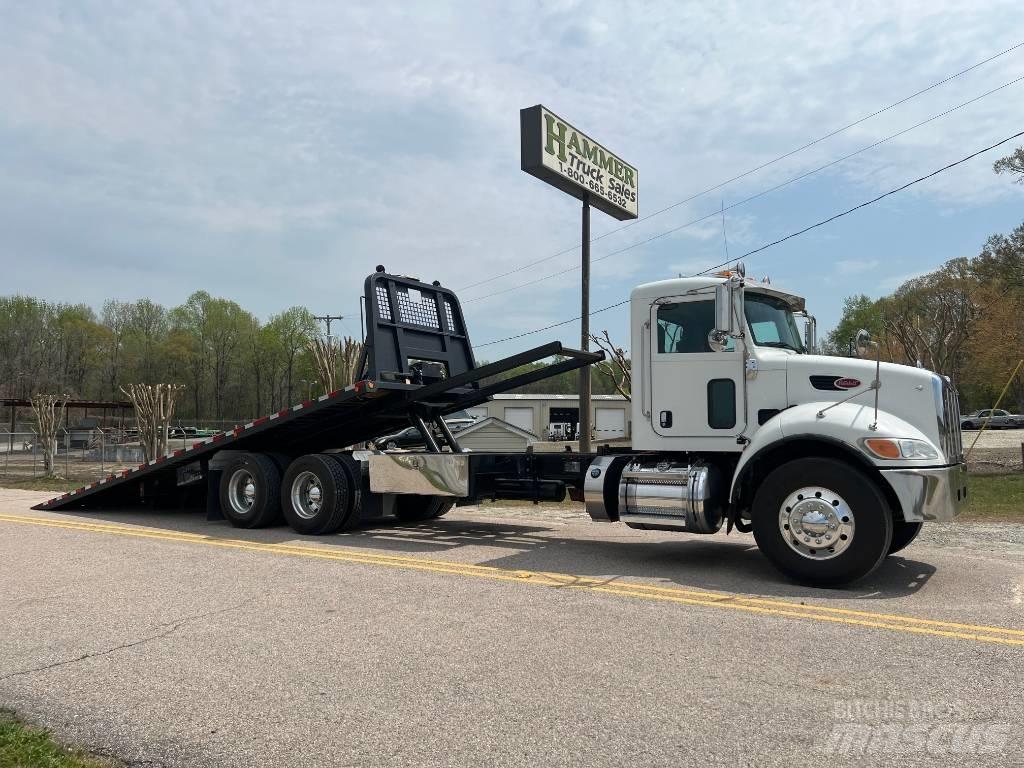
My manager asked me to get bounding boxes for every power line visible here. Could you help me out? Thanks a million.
[475,128,1024,349]
[697,128,1024,275]
[457,40,1024,293]
[475,298,631,348]
[463,73,1024,305]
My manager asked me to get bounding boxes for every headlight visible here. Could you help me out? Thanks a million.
[862,438,939,460]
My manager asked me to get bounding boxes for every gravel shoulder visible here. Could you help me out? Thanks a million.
[964,428,1024,473]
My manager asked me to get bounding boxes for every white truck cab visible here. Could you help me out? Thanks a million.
[584,266,967,585]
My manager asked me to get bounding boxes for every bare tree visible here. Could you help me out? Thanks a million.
[589,330,631,400]
[121,384,185,462]
[30,394,68,477]
[308,337,338,395]
[337,337,363,389]
[308,335,364,395]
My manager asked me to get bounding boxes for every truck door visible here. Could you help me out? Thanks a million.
[649,296,745,438]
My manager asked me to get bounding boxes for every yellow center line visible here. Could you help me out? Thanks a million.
[2,513,1022,647]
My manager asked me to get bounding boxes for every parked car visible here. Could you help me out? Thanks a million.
[375,412,478,450]
[959,409,1022,430]
[376,426,427,450]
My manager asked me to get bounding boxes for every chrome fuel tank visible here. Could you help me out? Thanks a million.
[618,461,724,533]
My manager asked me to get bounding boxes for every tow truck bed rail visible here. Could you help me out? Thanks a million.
[36,269,601,512]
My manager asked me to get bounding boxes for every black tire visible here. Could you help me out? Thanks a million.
[888,520,923,555]
[219,453,283,529]
[394,495,454,523]
[329,454,364,531]
[266,453,293,474]
[751,457,893,586]
[429,499,455,519]
[280,454,352,535]
[385,440,398,450]
[962,421,976,430]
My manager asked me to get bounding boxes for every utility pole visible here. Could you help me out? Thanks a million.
[579,195,592,453]
[313,314,345,342]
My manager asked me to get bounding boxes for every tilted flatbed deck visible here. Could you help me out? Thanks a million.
[36,270,602,513]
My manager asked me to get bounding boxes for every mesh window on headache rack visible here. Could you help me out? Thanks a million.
[397,288,439,329]
[375,284,393,321]
[444,299,459,334]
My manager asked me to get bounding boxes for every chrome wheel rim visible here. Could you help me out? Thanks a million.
[227,469,257,515]
[778,486,854,560]
[291,471,323,520]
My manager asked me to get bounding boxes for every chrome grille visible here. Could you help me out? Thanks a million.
[935,376,963,463]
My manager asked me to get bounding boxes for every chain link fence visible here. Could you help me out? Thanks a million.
[0,427,206,481]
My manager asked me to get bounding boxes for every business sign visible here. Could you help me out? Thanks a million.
[520,105,638,221]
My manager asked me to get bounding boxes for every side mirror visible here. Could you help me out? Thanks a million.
[714,283,734,335]
[855,328,876,357]
[803,315,817,353]
[709,278,742,352]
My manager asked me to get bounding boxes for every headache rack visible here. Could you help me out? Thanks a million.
[36,268,602,512]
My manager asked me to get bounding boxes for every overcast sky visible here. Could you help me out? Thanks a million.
[3,1,1024,358]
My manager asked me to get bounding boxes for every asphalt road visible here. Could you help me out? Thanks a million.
[1,489,1022,767]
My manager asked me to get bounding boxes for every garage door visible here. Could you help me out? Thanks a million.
[503,406,535,434]
[595,407,626,439]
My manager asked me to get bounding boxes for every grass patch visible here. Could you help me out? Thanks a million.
[0,477,91,492]
[961,473,1024,522]
[0,709,110,767]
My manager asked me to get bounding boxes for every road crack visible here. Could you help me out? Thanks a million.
[0,600,252,682]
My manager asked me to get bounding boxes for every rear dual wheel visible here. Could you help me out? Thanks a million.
[281,454,363,535]
[220,454,284,528]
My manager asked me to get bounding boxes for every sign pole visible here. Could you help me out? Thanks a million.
[579,195,592,453]
[519,104,638,453]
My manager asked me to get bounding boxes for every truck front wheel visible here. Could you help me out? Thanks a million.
[888,521,922,555]
[751,457,893,586]
[394,495,454,523]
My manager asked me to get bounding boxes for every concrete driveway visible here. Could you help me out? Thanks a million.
[1,489,1022,767]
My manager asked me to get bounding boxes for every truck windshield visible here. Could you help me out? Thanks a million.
[745,294,805,352]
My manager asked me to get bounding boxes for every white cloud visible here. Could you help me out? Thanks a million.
[1,0,1022,346]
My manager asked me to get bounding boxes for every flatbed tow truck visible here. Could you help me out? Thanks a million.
[37,266,967,585]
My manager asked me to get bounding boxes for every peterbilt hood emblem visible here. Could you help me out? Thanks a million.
[809,375,862,391]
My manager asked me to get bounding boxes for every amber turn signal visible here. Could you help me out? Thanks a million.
[863,438,901,459]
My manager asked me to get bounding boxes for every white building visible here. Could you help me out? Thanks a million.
[454,417,538,452]
[463,394,630,442]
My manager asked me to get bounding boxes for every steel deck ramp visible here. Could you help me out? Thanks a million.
[35,268,602,512]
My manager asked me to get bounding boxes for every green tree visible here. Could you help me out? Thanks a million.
[101,300,133,398]
[824,295,883,355]
[266,307,317,406]
[993,146,1024,183]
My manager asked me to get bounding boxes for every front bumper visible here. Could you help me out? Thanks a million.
[880,463,968,522]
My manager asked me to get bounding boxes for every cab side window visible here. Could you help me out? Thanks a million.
[656,300,732,353]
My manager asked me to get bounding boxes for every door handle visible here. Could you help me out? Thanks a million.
[660,410,673,429]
